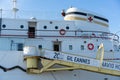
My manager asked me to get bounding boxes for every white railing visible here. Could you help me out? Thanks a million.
[0,29,119,42]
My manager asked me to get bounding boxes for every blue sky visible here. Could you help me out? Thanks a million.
[0,0,120,35]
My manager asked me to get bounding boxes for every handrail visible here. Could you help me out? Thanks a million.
[0,29,119,42]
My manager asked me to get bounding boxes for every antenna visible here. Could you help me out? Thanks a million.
[0,8,2,18]
[12,0,19,18]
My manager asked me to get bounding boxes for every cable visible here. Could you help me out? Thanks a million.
[0,65,26,72]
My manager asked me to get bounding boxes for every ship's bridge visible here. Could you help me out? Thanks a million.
[63,7,109,28]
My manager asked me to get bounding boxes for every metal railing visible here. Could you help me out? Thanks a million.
[0,29,119,42]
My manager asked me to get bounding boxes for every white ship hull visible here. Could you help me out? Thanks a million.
[0,51,119,80]
[0,7,120,80]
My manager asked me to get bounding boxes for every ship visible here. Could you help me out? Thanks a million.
[0,1,120,80]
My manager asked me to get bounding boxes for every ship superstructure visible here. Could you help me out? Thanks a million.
[0,7,120,80]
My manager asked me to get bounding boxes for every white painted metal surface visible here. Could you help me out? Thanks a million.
[0,7,119,80]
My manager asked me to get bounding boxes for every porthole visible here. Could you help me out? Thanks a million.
[43,25,47,29]
[20,25,24,28]
[104,78,108,80]
[84,41,87,43]
[50,21,53,24]
[55,26,58,29]
[74,74,77,76]
[66,26,69,30]
[2,24,6,28]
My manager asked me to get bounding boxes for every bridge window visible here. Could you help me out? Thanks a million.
[97,46,99,49]
[84,41,87,43]
[114,45,118,51]
[38,45,42,49]
[104,78,108,80]
[81,45,84,50]
[69,45,73,50]
[17,43,23,51]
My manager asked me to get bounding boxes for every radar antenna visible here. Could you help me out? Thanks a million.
[12,0,19,18]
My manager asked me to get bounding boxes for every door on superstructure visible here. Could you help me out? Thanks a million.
[28,27,35,38]
[53,41,61,52]
[28,21,37,38]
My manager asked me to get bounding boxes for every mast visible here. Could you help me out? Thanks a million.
[0,8,2,18]
[12,0,19,18]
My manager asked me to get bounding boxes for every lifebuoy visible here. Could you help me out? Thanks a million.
[87,43,94,50]
[59,29,66,35]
